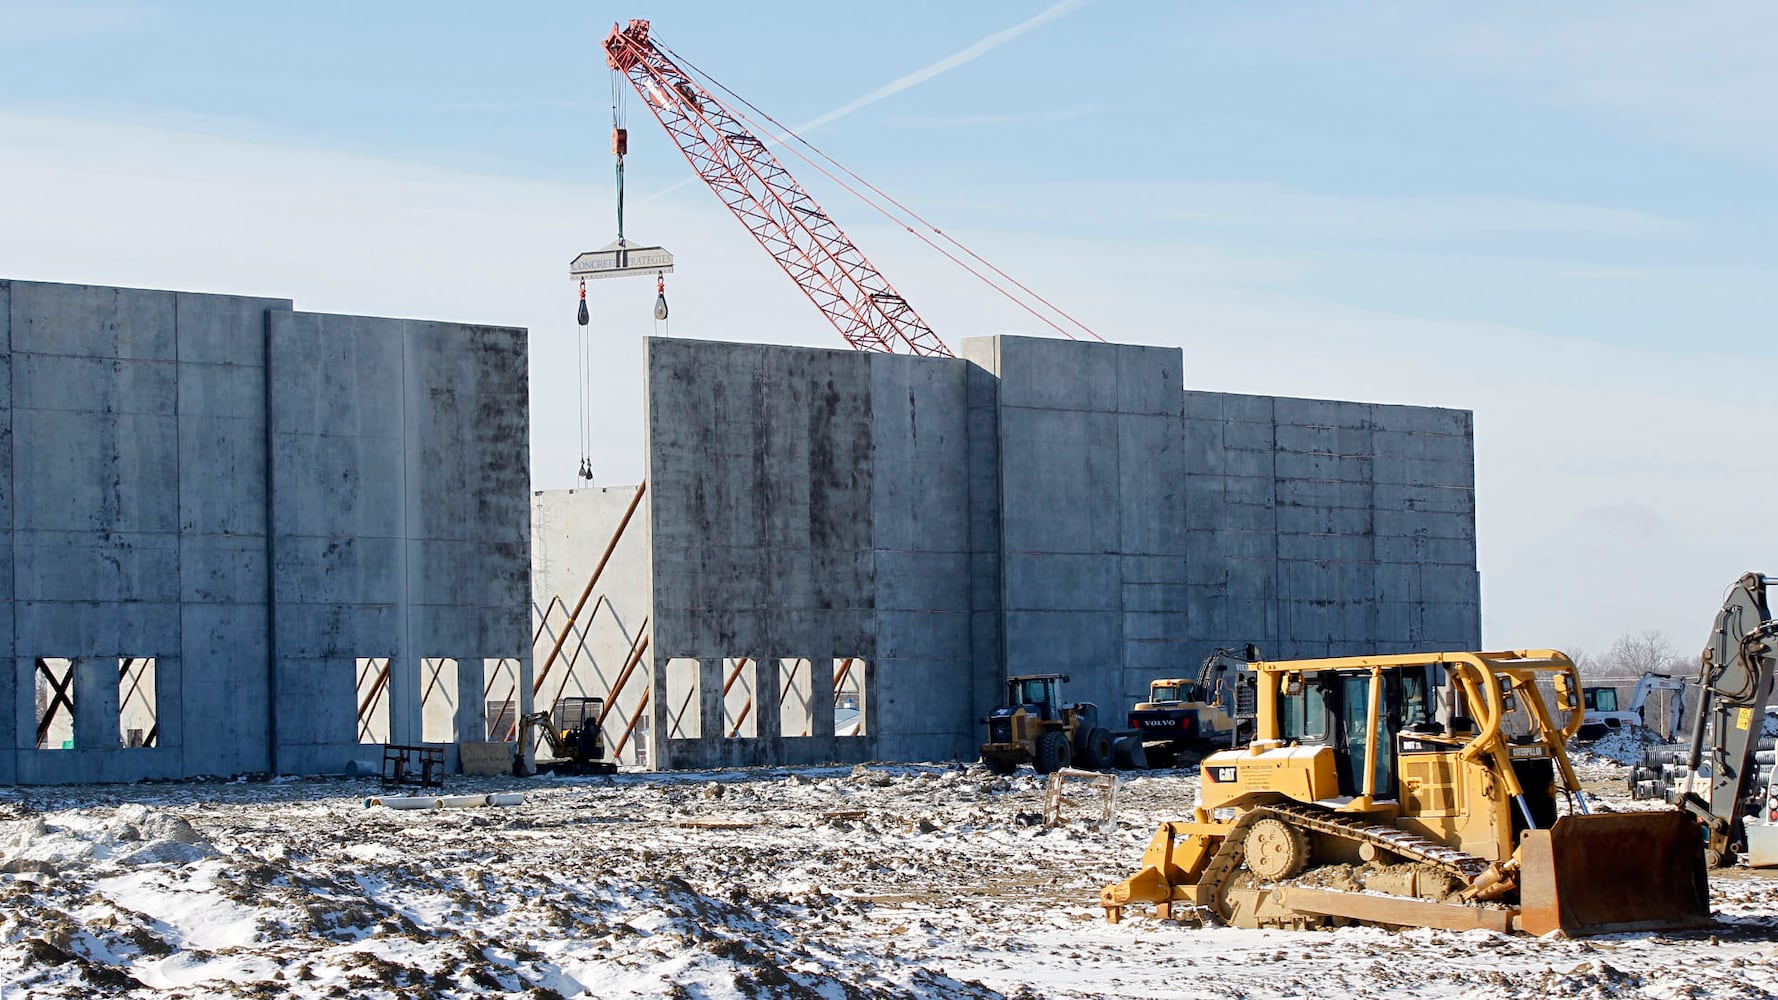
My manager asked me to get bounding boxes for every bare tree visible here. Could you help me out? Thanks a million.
[1599,630,1686,679]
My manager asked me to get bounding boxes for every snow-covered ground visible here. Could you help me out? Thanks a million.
[1,760,1775,999]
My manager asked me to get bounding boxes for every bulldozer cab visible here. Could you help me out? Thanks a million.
[1271,666,1439,800]
[1007,674,1066,722]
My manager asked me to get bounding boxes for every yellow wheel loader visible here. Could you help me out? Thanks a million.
[1102,650,1712,935]
[981,674,1115,775]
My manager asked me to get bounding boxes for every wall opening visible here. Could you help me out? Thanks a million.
[34,658,75,750]
[483,658,521,741]
[779,658,815,738]
[723,657,757,739]
[356,657,392,744]
[118,657,157,748]
[421,658,459,743]
[665,658,701,739]
[835,658,867,737]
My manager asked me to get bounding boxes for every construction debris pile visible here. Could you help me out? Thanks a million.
[2,762,1777,999]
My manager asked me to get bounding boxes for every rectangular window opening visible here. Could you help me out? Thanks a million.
[356,657,392,745]
[665,658,701,739]
[118,657,158,748]
[34,658,75,750]
[723,657,757,739]
[483,658,521,742]
[421,658,460,744]
[835,658,867,737]
[779,658,814,738]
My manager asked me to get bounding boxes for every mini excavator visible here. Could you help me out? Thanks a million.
[1102,650,1712,935]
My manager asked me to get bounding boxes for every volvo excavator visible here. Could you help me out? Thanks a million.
[1101,649,1712,935]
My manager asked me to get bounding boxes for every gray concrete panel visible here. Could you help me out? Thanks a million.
[13,354,176,416]
[180,603,270,775]
[1278,479,1375,510]
[14,531,180,602]
[269,432,406,538]
[273,603,401,659]
[275,535,403,606]
[72,657,121,750]
[1374,403,1470,436]
[1002,553,1119,611]
[1118,555,1192,584]
[1122,582,1190,613]
[1118,412,1186,555]
[10,282,175,361]
[16,602,181,655]
[180,534,267,604]
[873,550,970,612]
[1275,452,1373,483]
[1273,397,1374,430]
[13,408,179,533]
[275,656,357,747]
[4,282,531,783]
[1002,610,1119,688]
[403,321,530,546]
[1375,535,1477,566]
[1181,418,1226,475]
[1221,394,1276,423]
[409,604,529,653]
[1374,457,1475,489]
[997,407,1119,553]
[1374,508,1475,540]
[993,336,1119,413]
[1275,423,1375,458]
[174,291,290,367]
[876,610,969,660]
[1374,484,1474,515]
[268,312,404,440]
[179,416,266,536]
[1116,343,1186,416]
[177,362,264,420]
[406,539,531,609]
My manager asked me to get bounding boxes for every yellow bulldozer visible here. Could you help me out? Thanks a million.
[1101,650,1711,935]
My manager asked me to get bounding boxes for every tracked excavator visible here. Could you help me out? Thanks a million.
[1101,650,1711,935]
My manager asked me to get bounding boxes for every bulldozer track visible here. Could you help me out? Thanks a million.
[1266,803,1493,881]
[1193,802,1493,921]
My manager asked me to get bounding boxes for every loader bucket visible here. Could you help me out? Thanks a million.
[1516,812,1711,936]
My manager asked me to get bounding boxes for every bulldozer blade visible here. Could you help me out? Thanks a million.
[1516,812,1712,936]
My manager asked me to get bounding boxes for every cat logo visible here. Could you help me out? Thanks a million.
[1207,766,1239,784]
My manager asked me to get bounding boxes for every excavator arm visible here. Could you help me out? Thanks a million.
[1680,572,1778,863]
[1628,671,1687,742]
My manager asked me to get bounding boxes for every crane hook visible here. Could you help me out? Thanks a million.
[577,279,589,328]
[653,273,669,321]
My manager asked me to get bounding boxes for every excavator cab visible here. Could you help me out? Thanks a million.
[1104,650,1711,935]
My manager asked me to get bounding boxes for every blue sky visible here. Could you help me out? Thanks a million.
[2,1,1775,656]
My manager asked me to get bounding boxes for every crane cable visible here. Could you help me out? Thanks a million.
[576,279,592,481]
[658,40,1106,345]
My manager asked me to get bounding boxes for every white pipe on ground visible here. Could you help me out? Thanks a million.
[365,792,526,810]
[364,796,442,810]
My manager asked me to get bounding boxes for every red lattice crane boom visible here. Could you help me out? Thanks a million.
[604,19,953,358]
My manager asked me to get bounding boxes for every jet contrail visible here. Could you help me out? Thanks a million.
[790,0,1091,135]
[640,0,1090,202]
